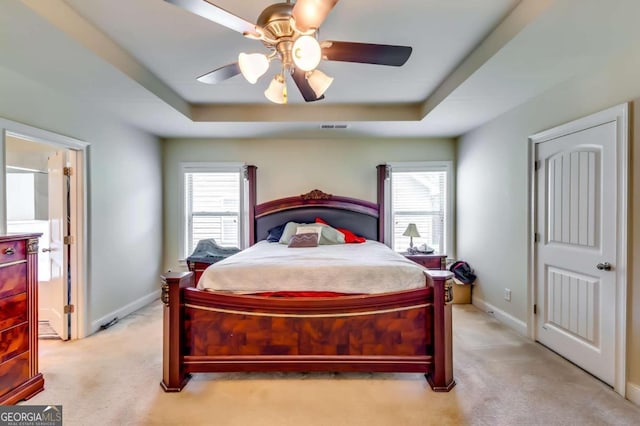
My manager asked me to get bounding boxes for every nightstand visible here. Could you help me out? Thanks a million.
[186,239,241,283]
[186,258,227,283]
[402,253,447,270]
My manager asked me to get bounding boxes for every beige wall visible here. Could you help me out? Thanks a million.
[162,137,455,271]
[0,67,163,334]
[457,42,640,391]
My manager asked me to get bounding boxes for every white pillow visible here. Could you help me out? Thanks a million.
[278,222,323,244]
[278,223,345,245]
[296,224,323,240]
[278,221,300,244]
[316,223,346,244]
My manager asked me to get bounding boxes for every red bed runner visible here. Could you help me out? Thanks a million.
[249,291,361,298]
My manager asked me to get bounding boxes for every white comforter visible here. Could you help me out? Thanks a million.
[197,240,427,294]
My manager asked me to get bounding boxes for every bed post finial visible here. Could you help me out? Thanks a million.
[301,189,332,200]
[161,271,194,392]
[425,270,456,392]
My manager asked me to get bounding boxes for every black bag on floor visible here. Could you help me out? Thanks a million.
[449,261,476,284]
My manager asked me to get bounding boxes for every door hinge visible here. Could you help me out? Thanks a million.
[533,304,537,315]
[63,166,73,176]
[534,161,541,171]
[534,233,540,243]
[64,235,74,245]
[64,304,75,314]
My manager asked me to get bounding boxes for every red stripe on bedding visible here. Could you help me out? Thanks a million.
[249,291,362,298]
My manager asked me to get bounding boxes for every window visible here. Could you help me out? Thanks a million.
[181,163,248,260]
[386,162,453,256]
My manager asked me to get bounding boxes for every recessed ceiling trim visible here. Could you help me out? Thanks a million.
[420,0,553,118]
[23,0,424,123]
[20,0,543,128]
[190,103,424,122]
[22,0,190,118]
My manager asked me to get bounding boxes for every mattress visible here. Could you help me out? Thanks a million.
[197,240,427,294]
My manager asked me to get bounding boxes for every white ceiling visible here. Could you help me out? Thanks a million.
[2,0,640,139]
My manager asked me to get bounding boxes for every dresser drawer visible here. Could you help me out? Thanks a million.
[0,263,27,299]
[0,240,26,264]
[0,293,27,330]
[0,234,42,404]
[0,351,30,399]
[0,323,29,364]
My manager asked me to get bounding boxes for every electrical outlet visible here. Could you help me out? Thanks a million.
[504,288,511,302]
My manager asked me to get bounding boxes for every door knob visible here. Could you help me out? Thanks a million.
[42,248,53,253]
[596,262,612,271]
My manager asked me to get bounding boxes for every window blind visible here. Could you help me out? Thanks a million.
[391,170,447,253]
[184,171,241,256]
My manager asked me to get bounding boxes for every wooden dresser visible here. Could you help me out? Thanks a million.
[0,233,44,405]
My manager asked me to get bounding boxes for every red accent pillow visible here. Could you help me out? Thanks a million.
[249,291,360,298]
[315,217,328,225]
[315,217,365,243]
[338,228,366,243]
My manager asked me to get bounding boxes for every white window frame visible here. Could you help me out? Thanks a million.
[179,162,249,262]
[384,161,454,258]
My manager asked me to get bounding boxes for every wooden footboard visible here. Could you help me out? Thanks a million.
[161,271,455,392]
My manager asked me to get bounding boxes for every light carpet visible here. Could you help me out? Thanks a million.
[24,302,640,425]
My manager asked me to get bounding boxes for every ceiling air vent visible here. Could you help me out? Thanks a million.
[321,124,349,129]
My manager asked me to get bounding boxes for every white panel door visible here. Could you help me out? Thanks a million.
[46,151,69,340]
[535,121,616,385]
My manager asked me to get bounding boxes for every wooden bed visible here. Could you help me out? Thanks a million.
[161,171,455,392]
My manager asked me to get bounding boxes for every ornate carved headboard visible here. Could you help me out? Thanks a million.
[253,189,381,244]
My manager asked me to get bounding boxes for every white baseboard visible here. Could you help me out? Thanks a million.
[627,382,640,406]
[90,290,160,335]
[472,296,528,337]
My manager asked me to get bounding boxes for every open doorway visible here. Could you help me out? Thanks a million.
[3,131,87,340]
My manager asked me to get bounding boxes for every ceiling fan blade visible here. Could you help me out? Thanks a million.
[292,0,339,32]
[291,68,324,102]
[197,62,241,84]
[322,41,412,66]
[165,0,257,35]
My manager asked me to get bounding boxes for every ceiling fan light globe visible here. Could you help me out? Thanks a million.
[238,53,269,84]
[264,74,287,104]
[292,0,337,32]
[292,35,321,71]
[306,69,333,97]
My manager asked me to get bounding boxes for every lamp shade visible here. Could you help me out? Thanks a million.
[264,74,287,104]
[306,69,333,97]
[238,53,269,84]
[292,35,321,71]
[403,223,421,238]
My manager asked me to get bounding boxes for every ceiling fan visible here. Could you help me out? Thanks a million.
[164,0,412,104]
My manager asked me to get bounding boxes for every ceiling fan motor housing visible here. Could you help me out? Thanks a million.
[257,3,296,44]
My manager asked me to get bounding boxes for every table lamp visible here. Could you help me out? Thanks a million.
[403,223,421,252]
